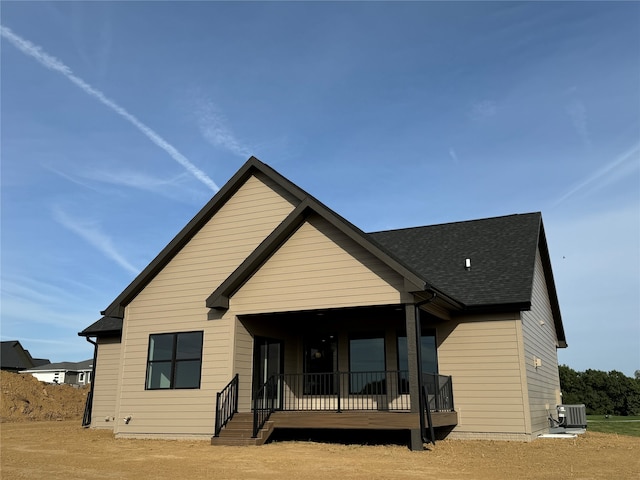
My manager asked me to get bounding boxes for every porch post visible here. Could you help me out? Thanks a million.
[405,303,423,451]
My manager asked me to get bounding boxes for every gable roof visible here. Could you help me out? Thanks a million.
[369,213,541,308]
[78,316,123,338]
[1,341,50,371]
[80,157,565,347]
[21,359,93,373]
[99,157,309,318]
[206,196,463,311]
[370,213,566,346]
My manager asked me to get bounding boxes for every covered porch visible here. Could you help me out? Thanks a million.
[214,304,458,447]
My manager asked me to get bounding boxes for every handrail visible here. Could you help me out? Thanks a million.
[214,374,239,437]
[422,372,454,412]
[253,375,278,438]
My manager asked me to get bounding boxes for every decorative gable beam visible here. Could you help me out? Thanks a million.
[207,195,463,312]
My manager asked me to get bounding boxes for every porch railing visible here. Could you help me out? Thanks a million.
[214,374,239,437]
[276,371,411,411]
[251,371,454,437]
[253,375,279,437]
[422,372,454,412]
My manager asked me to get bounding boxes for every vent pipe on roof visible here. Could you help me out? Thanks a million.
[464,258,471,271]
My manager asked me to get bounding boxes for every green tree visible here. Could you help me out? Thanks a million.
[558,365,583,405]
[558,366,640,415]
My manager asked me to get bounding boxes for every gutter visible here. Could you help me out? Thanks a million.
[81,336,98,428]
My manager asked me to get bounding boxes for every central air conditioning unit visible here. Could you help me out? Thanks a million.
[557,404,587,429]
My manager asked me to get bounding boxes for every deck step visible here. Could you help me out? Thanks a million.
[211,415,274,446]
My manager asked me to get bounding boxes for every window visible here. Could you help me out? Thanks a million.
[349,333,385,394]
[146,331,203,390]
[303,333,337,394]
[79,372,85,383]
[397,328,438,393]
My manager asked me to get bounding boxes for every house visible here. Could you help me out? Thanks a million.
[20,359,93,386]
[79,157,566,449]
[1,341,50,373]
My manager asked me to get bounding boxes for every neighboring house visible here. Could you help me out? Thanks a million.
[20,359,93,386]
[79,157,567,449]
[1,341,49,373]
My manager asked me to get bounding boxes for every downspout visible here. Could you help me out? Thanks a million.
[414,292,437,443]
[82,336,98,427]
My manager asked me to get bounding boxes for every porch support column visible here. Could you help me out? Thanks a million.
[405,302,424,451]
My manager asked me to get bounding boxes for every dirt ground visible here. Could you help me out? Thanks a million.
[1,371,639,479]
[2,422,639,480]
[0,371,88,422]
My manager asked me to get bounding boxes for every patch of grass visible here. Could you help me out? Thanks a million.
[586,415,640,437]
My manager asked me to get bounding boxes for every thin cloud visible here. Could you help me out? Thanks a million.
[567,99,591,148]
[45,163,206,205]
[0,25,219,192]
[86,169,189,192]
[194,98,252,158]
[82,168,207,205]
[1,278,99,329]
[555,142,640,206]
[0,336,71,346]
[52,206,139,275]
[469,100,497,121]
[448,147,459,163]
[43,164,110,194]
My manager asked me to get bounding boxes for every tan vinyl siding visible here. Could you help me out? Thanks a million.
[113,174,296,436]
[91,337,121,429]
[231,215,404,315]
[521,249,562,436]
[233,315,254,412]
[437,314,530,436]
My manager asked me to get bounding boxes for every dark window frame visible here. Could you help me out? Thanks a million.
[303,332,338,395]
[348,331,386,395]
[396,327,438,394]
[145,331,203,390]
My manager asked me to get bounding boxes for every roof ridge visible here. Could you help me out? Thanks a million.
[368,212,542,235]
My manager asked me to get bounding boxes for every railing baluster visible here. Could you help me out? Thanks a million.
[214,374,239,437]
[261,371,452,416]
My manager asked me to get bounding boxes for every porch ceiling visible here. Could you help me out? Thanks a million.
[239,304,406,335]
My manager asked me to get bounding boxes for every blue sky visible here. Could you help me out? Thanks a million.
[1,2,638,376]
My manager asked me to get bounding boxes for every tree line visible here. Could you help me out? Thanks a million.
[558,365,640,416]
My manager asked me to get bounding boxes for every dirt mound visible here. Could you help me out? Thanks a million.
[1,370,88,422]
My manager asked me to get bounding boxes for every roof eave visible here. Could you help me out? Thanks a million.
[100,156,310,318]
[77,330,122,338]
[537,220,567,348]
[454,300,533,316]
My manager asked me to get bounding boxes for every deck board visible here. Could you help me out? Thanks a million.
[270,411,457,430]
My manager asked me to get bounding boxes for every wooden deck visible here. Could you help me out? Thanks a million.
[212,410,458,446]
[270,410,458,430]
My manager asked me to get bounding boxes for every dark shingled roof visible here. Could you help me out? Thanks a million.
[78,316,123,337]
[369,213,542,308]
[79,159,564,347]
[21,359,93,372]
[1,341,50,371]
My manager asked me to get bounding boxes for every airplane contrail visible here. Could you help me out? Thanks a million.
[1,25,219,192]
[555,142,640,206]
